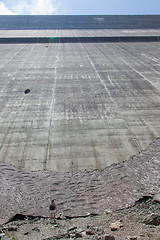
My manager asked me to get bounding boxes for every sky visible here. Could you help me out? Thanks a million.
[0,0,160,15]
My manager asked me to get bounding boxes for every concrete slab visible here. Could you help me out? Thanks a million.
[1,15,160,30]
[1,29,160,38]
[0,40,160,172]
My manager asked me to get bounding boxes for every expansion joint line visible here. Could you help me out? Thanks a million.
[79,41,118,108]
[45,44,59,168]
[114,44,160,93]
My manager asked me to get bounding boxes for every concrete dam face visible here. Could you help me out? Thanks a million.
[0,15,160,172]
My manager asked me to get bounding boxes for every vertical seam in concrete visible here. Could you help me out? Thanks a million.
[113,43,160,152]
[79,41,121,168]
[79,42,117,106]
[45,44,59,170]
[115,44,160,93]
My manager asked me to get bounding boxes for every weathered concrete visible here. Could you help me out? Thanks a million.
[0,15,160,226]
[0,15,160,172]
[1,29,160,38]
[0,40,160,172]
[0,137,160,225]
[1,15,160,30]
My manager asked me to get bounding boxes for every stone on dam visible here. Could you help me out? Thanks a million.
[0,15,160,172]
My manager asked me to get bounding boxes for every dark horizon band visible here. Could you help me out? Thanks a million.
[0,35,160,44]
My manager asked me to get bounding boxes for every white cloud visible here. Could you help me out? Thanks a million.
[0,1,15,15]
[0,0,58,15]
[14,0,58,15]
[13,1,31,15]
[31,0,57,15]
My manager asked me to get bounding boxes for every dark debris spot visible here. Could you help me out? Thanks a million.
[24,89,30,94]
[136,196,152,203]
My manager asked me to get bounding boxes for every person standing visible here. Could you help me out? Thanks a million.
[49,199,56,223]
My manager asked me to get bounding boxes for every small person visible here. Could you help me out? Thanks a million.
[49,199,56,223]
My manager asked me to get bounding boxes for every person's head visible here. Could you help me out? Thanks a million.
[52,199,54,203]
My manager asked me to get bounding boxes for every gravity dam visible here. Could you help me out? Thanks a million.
[0,15,160,173]
[0,15,160,225]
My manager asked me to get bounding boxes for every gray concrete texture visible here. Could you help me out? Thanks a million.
[0,15,160,172]
[1,40,160,172]
[1,29,160,37]
[1,15,160,29]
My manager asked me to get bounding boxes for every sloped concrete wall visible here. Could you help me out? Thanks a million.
[0,40,160,172]
[1,15,160,30]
